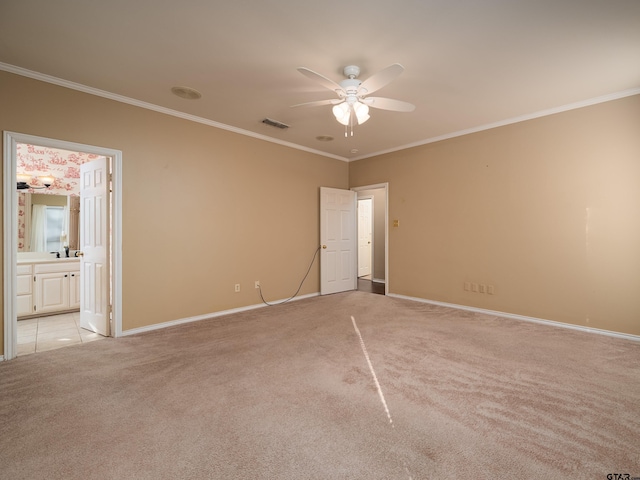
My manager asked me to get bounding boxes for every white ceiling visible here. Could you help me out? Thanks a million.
[1,0,639,161]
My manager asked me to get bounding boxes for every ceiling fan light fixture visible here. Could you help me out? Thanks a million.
[353,102,370,125]
[296,63,412,134]
[332,102,351,126]
[332,101,370,126]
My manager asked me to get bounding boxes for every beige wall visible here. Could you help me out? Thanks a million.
[31,193,67,207]
[2,71,639,358]
[0,71,348,354]
[350,94,640,336]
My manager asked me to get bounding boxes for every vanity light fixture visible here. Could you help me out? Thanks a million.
[17,173,55,190]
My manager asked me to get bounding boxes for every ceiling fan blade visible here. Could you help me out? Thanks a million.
[358,63,404,95]
[363,97,416,112]
[297,67,344,94]
[290,99,342,108]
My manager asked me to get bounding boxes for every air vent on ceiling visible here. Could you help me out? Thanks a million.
[262,118,290,129]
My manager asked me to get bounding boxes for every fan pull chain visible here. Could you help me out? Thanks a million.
[345,105,355,137]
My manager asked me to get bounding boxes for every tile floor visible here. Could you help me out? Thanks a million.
[17,312,106,356]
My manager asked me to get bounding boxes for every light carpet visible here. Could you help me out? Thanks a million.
[1,291,639,479]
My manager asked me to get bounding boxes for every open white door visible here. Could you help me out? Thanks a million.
[357,197,373,277]
[320,187,357,295]
[80,157,110,335]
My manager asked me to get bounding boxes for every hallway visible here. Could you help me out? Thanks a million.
[357,275,385,295]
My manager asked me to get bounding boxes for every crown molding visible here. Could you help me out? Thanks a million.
[0,62,349,162]
[351,87,640,161]
[3,62,637,164]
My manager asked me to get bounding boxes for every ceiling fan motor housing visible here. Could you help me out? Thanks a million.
[340,78,362,96]
[343,65,361,78]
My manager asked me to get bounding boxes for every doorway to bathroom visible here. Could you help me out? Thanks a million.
[3,132,123,360]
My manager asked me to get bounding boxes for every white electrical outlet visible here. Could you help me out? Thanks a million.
[255,280,260,289]
[234,284,240,293]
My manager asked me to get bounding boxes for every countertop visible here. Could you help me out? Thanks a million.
[17,255,81,265]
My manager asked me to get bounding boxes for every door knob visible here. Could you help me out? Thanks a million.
[76,251,84,257]
[322,245,327,249]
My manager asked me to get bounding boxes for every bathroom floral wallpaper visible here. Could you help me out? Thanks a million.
[17,143,106,251]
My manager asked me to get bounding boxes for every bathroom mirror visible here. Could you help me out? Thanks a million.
[18,192,80,252]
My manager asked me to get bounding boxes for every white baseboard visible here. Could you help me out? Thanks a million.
[0,355,4,362]
[387,293,640,342]
[372,278,386,284]
[121,292,320,337]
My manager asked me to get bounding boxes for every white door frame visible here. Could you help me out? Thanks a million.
[352,183,389,295]
[3,131,123,361]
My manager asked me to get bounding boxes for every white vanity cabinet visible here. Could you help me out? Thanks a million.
[35,271,70,314]
[34,262,80,315]
[17,260,81,318]
[16,264,34,317]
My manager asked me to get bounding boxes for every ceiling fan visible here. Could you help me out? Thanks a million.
[292,63,416,136]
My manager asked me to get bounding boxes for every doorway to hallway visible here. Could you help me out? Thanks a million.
[353,184,388,295]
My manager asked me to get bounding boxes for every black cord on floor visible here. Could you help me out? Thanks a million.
[258,245,321,306]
